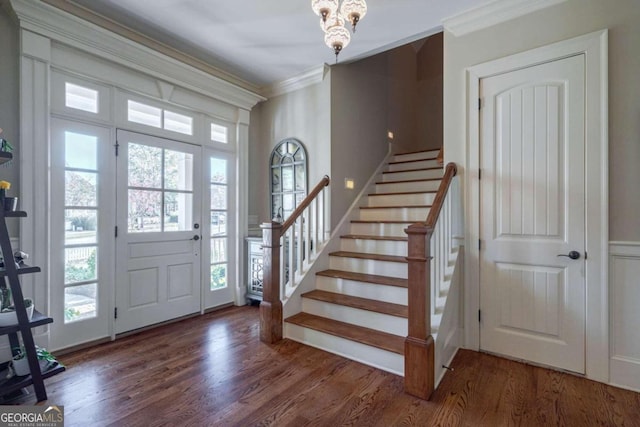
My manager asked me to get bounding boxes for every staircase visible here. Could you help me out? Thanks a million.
[284,149,450,376]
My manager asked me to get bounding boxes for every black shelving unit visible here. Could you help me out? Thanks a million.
[0,152,64,402]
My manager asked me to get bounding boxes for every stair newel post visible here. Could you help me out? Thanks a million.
[260,221,283,344]
[404,222,435,400]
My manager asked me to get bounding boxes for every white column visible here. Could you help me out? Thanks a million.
[19,29,51,348]
[235,108,250,305]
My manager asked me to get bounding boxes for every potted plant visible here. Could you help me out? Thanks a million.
[0,180,17,211]
[0,298,35,326]
[11,345,57,376]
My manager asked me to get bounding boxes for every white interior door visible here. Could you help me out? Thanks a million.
[115,130,202,333]
[203,149,236,309]
[479,54,586,373]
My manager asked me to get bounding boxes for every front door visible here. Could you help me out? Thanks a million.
[479,55,586,373]
[115,130,202,333]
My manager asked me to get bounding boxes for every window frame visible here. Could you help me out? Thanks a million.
[270,139,308,221]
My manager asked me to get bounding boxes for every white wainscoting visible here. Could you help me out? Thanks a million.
[609,242,640,392]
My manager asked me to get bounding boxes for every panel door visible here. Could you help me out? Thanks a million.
[479,54,586,373]
[115,130,201,333]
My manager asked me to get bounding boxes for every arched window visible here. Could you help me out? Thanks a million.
[270,139,307,221]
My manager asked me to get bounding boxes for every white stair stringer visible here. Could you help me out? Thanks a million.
[434,247,464,388]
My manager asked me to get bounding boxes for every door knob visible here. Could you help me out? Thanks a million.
[557,251,580,260]
[192,235,200,241]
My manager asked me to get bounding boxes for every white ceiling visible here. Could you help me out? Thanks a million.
[69,0,489,88]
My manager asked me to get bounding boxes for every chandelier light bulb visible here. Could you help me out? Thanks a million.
[324,19,351,62]
[311,0,339,23]
[340,0,367,32]
[320,14,345,32]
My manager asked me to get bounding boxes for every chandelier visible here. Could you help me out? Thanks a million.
[311,0,368,62]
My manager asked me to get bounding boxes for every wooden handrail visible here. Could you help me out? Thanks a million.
[281,175,330,232]
[404,161,457,400]
[260,174,330,344]
[425,163,457,227]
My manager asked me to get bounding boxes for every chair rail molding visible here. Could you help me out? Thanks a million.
[9,0,265,110]
[442,0,568,37]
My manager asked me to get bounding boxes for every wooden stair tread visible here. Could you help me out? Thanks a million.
[317,269,408,288]
[329,251,407,263]
[376,178,442,184]
[360,204,431,209]
[383,166,443,174]
[388,158,437,165]
[395,149,440,155]
[340,234,408,242]
[302,290,408,318]
[368,190,437,196]
[351,220,414,224]
[285,312,405,354]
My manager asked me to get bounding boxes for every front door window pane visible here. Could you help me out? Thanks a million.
[128,190,162,233]
[127,143,194,233]
[128,143,162,188]
[164,192,192,231]
[165,150,194,191]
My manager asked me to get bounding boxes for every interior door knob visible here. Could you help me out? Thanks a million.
[557,250,580,260]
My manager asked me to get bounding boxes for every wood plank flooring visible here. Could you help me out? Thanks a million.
[14,306,640,426]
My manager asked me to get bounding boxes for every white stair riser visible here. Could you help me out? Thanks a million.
[316,276,407,305]
[382,169,443,182]
[340,238,406,257]
[376,180,441,194]
[360,207,430,221]
[350,223,408,237]
[302,298,407,337]
[284,323,404,376]
[392,150,439,163]
[368,192,435,207]
[330,256,407,278]
[387,159,440,172]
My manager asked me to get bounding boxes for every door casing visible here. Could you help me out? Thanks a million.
[463,30,608,382]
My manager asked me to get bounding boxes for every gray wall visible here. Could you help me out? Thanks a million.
[330,54,389,228]
[249,76,332,227]
[444,0,640,241]
[0,5,20,237]
[388,33,443,154]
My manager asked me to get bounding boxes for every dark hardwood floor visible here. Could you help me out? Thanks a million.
[16,306,640,426]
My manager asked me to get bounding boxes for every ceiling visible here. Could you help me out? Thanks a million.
[68,0,489,89]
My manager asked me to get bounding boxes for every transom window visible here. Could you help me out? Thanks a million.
[127,100,193,136]
[65,83,99,113]
[270,139,307,220]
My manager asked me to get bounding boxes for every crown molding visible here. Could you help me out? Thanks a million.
[262,64,330,99]
[442,0,567,37]
[9,0,265,110]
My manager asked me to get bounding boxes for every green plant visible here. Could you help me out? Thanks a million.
[64,307,81,321]
[12,345,56,362]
